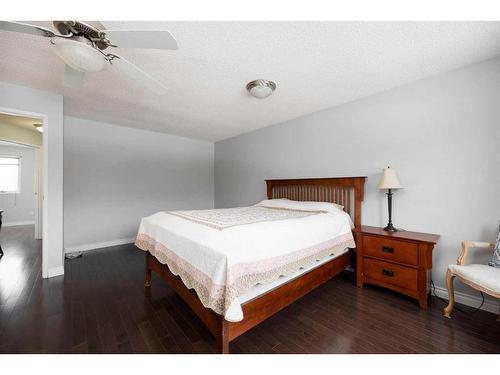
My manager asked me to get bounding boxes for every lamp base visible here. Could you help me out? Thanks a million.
[383,223,398,232]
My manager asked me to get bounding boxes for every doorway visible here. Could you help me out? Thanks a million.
[0,83,64,279]
[0,111,46,274]
[0,139,42,237]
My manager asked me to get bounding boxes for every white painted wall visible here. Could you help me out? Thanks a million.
[0,82,64,278]
[63,116,214,251]
[215,57,500,306]
[0,144,35,225]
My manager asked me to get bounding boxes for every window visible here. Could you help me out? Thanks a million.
[0,156,20,193]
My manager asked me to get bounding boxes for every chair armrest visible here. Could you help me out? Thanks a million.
[456,241,495,265]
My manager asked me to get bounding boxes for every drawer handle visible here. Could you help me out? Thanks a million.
[382,246,394,254]
[382,269,394,277]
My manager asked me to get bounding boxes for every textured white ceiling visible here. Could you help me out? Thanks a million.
[1,21,500,141]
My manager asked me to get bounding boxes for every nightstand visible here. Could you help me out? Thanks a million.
[355,226,440,309]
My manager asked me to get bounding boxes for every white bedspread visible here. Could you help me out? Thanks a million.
[135,199,355,322]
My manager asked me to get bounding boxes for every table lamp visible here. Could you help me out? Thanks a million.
[378,166,402,232]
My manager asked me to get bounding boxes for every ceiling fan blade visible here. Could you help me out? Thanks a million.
[103,30,178,50]
[63,65,85,88]
[110,55,168,95]
[0,21,55,38]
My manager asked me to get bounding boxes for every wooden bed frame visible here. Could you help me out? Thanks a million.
[144,177,366,353]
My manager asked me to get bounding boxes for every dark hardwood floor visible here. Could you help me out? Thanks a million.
[0,225,499,354]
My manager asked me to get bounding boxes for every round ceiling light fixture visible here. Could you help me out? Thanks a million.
[33,123,43,133]
[246,79,276,99]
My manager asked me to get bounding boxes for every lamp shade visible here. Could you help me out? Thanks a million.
[378,167,402,190]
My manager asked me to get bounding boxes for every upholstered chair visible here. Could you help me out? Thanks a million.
[444,241,499,320]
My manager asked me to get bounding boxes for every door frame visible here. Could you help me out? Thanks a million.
[34,147,42,240]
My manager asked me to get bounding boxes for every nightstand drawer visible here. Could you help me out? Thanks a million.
[363,235,418,266]
[363,258,418,291]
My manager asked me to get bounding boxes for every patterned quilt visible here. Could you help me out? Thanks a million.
[168,206,326,230]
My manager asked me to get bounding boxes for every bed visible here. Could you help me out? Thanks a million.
[135,177,366,353]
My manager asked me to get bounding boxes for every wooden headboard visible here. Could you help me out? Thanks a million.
[266,177,366,228]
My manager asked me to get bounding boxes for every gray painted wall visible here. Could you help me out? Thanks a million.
[63,116,214,250]
[215,57,500,295]
[0,144,35,225]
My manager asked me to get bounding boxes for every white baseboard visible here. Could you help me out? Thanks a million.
[3,220,35,227]
[432,285,499,315]
[47,266,64,278]
[65,237,135,254]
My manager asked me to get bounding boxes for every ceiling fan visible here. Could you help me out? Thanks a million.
[0,21,178,95]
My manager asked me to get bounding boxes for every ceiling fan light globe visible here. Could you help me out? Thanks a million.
[51,38,107,73]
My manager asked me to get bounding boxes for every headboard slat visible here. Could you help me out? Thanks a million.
[265,177,366,228]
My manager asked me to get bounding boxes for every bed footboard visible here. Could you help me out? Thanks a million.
[144,250,351,354]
